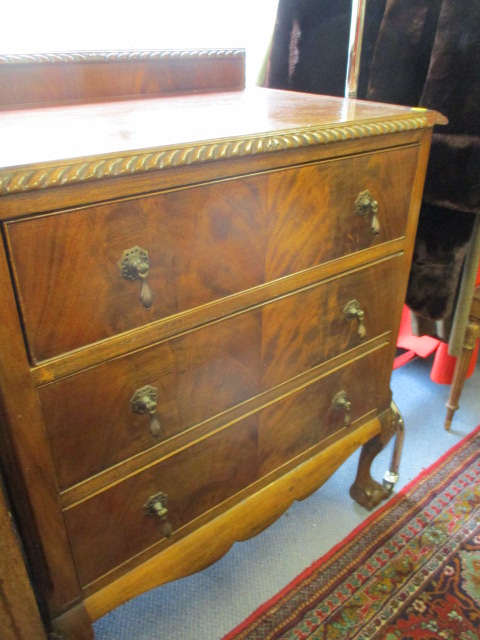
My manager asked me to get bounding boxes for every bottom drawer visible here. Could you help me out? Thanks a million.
[64,344,391,587]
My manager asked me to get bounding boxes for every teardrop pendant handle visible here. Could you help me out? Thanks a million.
[144,492,173,538]
[131,385,163,441]
[118,245,154,309]
[355,190,380,235]
[332,391,352,427]
[344,299,367,339]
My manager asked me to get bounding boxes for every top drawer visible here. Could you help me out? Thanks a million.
[5,145,418,361]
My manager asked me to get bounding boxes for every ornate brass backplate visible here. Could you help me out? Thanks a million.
[118,245,154,309]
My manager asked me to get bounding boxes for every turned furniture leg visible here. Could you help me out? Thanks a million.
[444,320,480,430]
[350,402,403,510]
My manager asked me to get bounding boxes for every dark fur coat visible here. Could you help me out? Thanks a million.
[264,0,480,337]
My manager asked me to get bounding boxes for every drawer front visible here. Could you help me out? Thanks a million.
[6,146,418,361]
[64,345,391,587]
[38,257,404,490]
[265,146,417,281]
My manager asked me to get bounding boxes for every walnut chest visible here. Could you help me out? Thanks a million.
[0,50,442,639]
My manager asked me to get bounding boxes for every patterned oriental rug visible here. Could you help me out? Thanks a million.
[222,426,480,640]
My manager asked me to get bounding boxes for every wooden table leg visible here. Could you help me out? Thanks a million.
[444,320,480,430]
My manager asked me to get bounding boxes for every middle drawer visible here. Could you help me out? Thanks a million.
[38,256,403,491]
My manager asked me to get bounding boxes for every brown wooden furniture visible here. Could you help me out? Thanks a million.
[444,284,480,430]
[0,50,443,639]
[0,476,47,640]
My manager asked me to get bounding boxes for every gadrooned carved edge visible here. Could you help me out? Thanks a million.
[0,116,429,195]
[0,49,245,65]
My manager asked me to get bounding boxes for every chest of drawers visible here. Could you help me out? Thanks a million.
[0,50,442,639]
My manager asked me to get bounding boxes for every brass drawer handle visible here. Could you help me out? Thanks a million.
[344,299,367,339]
[355,190,380,235]
[131,385,163,440]
[332,391,352,427]
[118,245,154,309]
[144,492,173,538]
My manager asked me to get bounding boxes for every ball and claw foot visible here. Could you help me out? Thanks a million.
[350,477,391,510]
[350,401,404,510]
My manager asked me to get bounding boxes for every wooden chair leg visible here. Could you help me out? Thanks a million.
[444,321,480,430]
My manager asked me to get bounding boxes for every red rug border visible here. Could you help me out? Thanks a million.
[221,423,480,640]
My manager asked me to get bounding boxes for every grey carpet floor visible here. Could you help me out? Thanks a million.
[94,353,480,639]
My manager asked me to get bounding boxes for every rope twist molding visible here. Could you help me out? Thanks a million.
[0,49,245,65]
[0,116,428,195]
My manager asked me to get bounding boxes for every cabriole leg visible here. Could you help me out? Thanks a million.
[49,603,94,640]
[350,401,404,510]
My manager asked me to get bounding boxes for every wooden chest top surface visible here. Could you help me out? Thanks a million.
[0,89,431,165]
[0,88,440,200]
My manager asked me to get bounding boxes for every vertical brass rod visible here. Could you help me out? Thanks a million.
[345,0,367,99]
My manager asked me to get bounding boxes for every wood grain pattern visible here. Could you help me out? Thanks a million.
[60,334,390,510]
[6,146,416,362]
[260,256,404,387]
[0,246,83,617]
[0,131,425,224]
[31,238,405,386]
[0,88,444,197]
[38,256,402,491]
[39,311,262,490]
[0,53,440,639]
[265,146,417,280]
[0,49,245,108]
[63,345,389,587]
[83,413,383,620]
